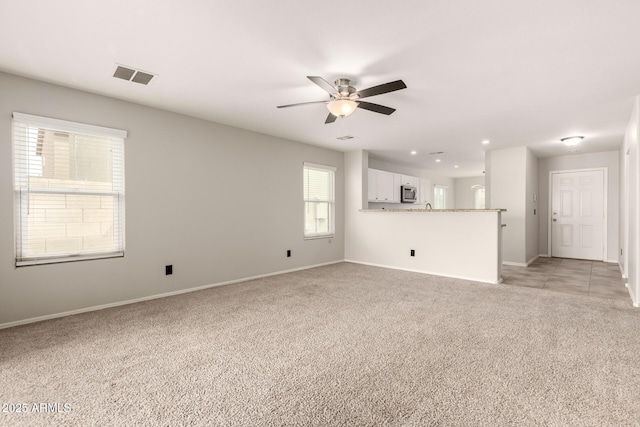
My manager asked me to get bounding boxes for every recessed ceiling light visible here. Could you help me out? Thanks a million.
[481,140,490,145]
[454,165,459,168]
[410,150,417,155]
[435,159,441,163]
[561,136,584,146]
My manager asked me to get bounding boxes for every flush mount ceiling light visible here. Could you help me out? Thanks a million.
[561,136,584,146]
[327,99,357,118]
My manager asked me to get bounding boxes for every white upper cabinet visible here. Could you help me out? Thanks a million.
[367,169,378,201]
[369,169,421,203]
[367,168,437,206]
[400,175,419,188]
[419,178,432,204]
[393,173,402,203]
[368,169,398,203]
[378,170,395,202]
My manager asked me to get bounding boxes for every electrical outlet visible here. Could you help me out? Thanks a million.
[287,250,291,258]
[165,265,173,275]
[410,249,415,257]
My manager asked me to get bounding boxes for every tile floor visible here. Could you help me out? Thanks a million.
[501,257,631,303]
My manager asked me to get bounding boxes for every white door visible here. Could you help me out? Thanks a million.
[551,170,605,260]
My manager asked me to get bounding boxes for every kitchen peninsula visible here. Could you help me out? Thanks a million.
[347,208,505,284]
[345,151,505,285]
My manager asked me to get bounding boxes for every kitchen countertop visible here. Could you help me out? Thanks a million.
[360,208,506,212]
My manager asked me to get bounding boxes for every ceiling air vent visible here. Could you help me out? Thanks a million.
[336,135,355,140]
[113,65,156,85]
[131,71,155,85]
[113,66,135,81]
[429,151,445,155]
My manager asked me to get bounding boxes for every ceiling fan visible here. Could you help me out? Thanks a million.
[277,76,407,124]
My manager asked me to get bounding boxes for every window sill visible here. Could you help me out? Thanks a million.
[16,252,124,267]
[304,235,334,241]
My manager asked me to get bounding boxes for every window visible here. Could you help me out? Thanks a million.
[13,113,127,266]
[303,162,335,238]
[434,185,447,209]
[474,186,486,209]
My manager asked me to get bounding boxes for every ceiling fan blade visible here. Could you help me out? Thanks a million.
[308,76,337,95]
[325,113,337,124]
[356,101,396,115]
[277,100,328,108]
[356,80,407,99]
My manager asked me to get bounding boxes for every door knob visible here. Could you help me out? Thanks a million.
[553,219,557,222]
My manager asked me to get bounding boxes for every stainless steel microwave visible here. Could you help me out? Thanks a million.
[401,185,417,203]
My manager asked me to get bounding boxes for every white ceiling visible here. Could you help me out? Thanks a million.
[1,0,639,177]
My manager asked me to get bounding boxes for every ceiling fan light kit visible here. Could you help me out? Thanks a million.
[277,76,407,124]
[327,99,357,117]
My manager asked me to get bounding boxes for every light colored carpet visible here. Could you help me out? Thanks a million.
[1,262,639,426]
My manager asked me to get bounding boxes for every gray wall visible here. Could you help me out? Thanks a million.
[486,147,527,264]
[454,176,485,209]
[525,148,539,263]
[0,72,344,325]
[538,151,619,261]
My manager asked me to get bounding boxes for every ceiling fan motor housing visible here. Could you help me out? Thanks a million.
[334,79,357,99]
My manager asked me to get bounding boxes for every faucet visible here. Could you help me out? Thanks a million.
[425,203,432,211]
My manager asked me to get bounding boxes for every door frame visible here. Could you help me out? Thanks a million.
[623,150,629,278]
[547,167,608,261]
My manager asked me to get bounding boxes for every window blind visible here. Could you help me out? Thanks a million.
[12,113,127,266]
[434,185,447,209]
[303,162,335,238]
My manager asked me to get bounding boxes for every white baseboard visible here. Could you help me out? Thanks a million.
[0,260,343,330]
[344,259,499,285]
[534,254,619,265]
[503,257,540,267]
[629,285,639,308]
[502,261,527,267]
[526,255,540,266]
